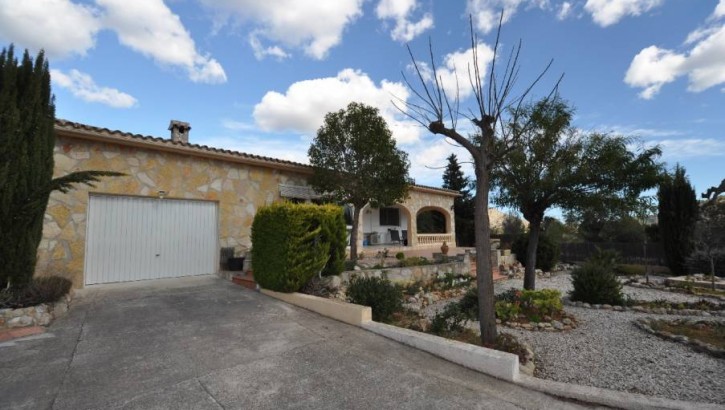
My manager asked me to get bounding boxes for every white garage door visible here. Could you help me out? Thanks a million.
[84,195,218,285]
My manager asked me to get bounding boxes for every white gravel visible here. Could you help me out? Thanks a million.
[423,273,725,405]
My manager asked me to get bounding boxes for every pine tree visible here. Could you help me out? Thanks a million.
[0,45,119,288]
[442,154,475,246]
[658,165,699,277]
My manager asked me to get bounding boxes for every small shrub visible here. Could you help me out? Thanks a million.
[512,233,560,271]
[569,263,624,305]
[430,302,471,335]
[494,333,530,364]
[496,288,522,303]
[399,256,430,267]
[494,301,521,322]
[614,264,646,276]
[347,277,402,322]
[0,276,72,309]
[457,287,480,319]
[343,260,356,271]
[519,289,562,317]
[588,248,620,271]
[403,280,426,296]
[395,252,405,260]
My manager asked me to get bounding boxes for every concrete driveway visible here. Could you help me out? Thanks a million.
[0,275,594,409]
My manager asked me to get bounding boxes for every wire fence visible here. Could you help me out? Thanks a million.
[559,242,666,265]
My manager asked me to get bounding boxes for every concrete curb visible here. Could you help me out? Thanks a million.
[517,374,722,410]
[260,288,720,410]
[260,289,371,326]
[362,321,519,382]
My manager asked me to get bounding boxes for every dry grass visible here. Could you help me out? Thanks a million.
[650,320,725,349]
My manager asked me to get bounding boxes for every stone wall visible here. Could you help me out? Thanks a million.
[340,259,471,285]
[37,135,308,287]
[0,292,72,329]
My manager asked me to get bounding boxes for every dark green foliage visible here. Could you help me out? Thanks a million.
[587,248,620,270]
[347,276,402,322]
[658,165,699,276]
[0,46,120,289]
[399,256,431,267]
[689,201,725,277]
[317,205,347,277]
[251,203,335,292]
[395,252,405,260]
[308,102,410,261]
[442,154,474,246]
[430,302,471,335]
[416,209,446,233]
[512,233,559,271]
[569,259,624,306]
[0,276,71,309]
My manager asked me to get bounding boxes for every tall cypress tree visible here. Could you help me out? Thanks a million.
[658,165,699,276]
[0,45,118,288]
[442,154,475,246]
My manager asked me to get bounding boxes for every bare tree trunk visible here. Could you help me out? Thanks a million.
[475,164,497,345]
[351,205,362,262]
[524,219,541,290]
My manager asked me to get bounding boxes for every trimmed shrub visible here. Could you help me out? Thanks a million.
[315,205,347,277]
[430,302,470,335]
[395,252,405,260]
[512,233,560,271]
[0,276,72,309]
[252,203,331,292]
[569,262,624,305]
[347,276,402,322]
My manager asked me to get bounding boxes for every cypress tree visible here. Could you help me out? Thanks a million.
[0,45,119,288]
[442,154,475,246]
[658,165,699,276]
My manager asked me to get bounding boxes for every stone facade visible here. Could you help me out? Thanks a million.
[38,131,308,288]
[38,120,459,289]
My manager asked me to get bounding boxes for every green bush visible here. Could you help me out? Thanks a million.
[315,204,347,277]
[252,203,333,292]
[0,276,72,309]
[588,248,620,271]
[519,289,562,317]
[494,301,521,322]
[430,302,471,335]
[395,252,405,260]
[347,276,402,322]
[615,264,646,276]
[569,262,624,305]
[512,233,560,271]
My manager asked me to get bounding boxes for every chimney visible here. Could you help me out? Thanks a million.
[168,120,191,144]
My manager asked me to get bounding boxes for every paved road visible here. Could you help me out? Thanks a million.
[0,275,596,409]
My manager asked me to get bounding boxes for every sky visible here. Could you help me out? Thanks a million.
[1,0,723,204]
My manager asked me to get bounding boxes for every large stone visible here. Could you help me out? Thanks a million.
[36,313,53,326]
[551,320,564,330]
[8,316,33,328]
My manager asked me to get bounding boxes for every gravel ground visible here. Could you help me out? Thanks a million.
[423,273,725,405]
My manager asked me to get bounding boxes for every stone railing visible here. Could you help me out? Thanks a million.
[416,233,454,247]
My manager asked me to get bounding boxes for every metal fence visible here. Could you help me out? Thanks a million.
[559,242,666,265]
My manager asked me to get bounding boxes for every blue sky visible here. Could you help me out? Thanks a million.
[1,0,723,201]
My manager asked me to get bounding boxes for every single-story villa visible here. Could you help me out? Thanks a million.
[38,119,459,288]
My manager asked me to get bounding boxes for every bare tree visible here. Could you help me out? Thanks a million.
[397,14,559,345]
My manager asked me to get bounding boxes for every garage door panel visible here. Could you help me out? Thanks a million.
[85,195,218,285]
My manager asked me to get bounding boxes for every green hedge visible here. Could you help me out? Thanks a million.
[251,202,346,292]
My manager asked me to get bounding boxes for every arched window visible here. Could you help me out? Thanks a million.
[416,209,447,233]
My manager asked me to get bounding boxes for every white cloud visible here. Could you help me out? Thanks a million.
[625,4,725,98]
[649,138,725,159]
[408,137,474,186]
[253,68,422,144]
[376,0,434,42]
[199,0,363,60]
[0,0,101,59]
[98,0,226,84]
[584,0,662,27]
[557,2,573,20]
[715,0,725,19]
[467,0,526,33]
[249,31,289,60]
[599,125,683,138]
[413,43,496,101]
[51,69,137,108]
